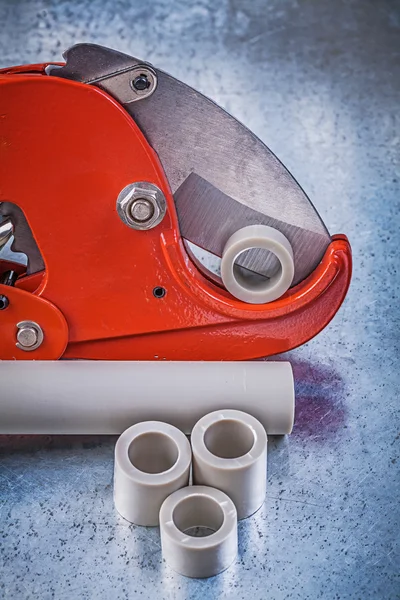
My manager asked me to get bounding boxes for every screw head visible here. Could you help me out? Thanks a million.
[129,66,158,100]
[116,182,167,231]
[133,74,150,91]
[0,294,9,310]
[15,321,44,352]
[17,326,38,348]
[129,198,155,223]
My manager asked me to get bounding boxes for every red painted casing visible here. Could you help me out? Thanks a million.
[0,64,352,360]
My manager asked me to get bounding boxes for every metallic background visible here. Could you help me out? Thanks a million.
[0,0,399,598]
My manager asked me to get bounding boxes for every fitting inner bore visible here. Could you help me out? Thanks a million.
[172,493,224,538]
[128,431,179,474]
[114,421,191,526]
[203,418,255,459]
[191,410,268,520]
[159,485,238,578]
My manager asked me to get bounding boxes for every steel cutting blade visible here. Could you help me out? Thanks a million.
[48,44,331,284]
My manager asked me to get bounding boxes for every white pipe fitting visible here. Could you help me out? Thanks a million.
[191,410,268,520]
[0,361,295,435]
[159,486,237,578]
[114,421,192,526]
[221,224,295,304]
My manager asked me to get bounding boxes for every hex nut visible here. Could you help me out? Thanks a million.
[116,182,167,230]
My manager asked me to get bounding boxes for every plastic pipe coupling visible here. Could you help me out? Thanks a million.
[114,421,192,526]
[191,409,268,520]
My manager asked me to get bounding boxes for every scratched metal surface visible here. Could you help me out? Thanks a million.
[0,0,399,598]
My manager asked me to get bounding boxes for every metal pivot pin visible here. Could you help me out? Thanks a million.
[16,321,44,351]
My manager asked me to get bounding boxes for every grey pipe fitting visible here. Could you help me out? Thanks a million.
[114,421,192,526]
[191,409,268,519]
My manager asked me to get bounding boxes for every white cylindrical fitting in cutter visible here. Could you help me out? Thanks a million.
[114,421,191,526]
[191,410,268,519]
[159,485,238,578]
[0,361,294,435]
[221,224,295,304]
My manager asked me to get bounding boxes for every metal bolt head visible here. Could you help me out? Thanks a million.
[116,182,167,231]
[129,66,157,100]
[129,198,155,223]
[17,326,38,348]
[133,74,150,91]
[16,321,44,352]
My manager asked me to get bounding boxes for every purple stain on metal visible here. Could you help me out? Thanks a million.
[291,360,347,440]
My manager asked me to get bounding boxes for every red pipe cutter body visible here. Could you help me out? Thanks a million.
[0,52,351,361]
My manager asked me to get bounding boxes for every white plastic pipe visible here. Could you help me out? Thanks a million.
[0,361,294,435]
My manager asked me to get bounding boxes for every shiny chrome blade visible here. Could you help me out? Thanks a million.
[0,203,43,274]
[0,217,14,250]
[49,44,331,283]
[175,174,329,285]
